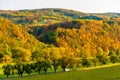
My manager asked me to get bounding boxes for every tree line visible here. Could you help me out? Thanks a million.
[2,46,120,78]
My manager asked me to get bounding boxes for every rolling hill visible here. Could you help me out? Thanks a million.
[0,8,120,26]
[29,20,120,58]
[0,8,120,79]
[0,8,120,61]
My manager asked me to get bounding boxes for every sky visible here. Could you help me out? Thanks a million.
[0,0,120,13]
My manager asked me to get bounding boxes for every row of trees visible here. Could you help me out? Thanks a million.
[2,49,120,78]
[2,61,51,78]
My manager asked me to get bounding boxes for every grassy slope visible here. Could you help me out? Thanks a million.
[6,64,120,80]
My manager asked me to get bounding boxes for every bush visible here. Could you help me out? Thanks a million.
[110,55,120,63]
[82,58,92,68]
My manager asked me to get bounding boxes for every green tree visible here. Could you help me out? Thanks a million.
[12,47,31,62]
[68,59,75,70]
[0,53,4,62]
[110,55,120,63]
[11,65,15,75]
[24,63,32,75]
[14,63,25,77]
[82,58,92,68]
[41,31,58,44]
[96,54,109,65]
[92,57,98,67]
[31,50,42,61]
[59,47,75,72]
[50,47,61,73]
[116,49,120,56]
[35,61,43,74]
[109,50,116,56]
[2,64,12,78]
[42,61,51,74]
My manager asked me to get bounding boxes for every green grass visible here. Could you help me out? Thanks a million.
[5,64,120,80]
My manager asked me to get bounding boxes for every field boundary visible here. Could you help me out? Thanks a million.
[78,63,120,70]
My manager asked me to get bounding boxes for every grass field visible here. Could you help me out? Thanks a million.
[4,63,120,80]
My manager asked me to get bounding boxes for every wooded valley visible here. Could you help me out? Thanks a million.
[0,8,120,78]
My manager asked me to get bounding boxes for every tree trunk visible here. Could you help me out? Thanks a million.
[100,63,102,66]
[63,68,66,72]
[7,75,8,78]
[38,68,41,74]
[20,73,23,77]
[94,63,96,67]
[53,62,57,73]
[21,74,22,77]
[87,65,88,68]
[38,70,40,74]
[12,71,15,75]
[44,69,47,74]
[54,69,57,73]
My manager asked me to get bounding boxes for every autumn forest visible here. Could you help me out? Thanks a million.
[0,8,120,78]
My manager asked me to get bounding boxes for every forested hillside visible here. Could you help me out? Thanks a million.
[30,20,120,58]
[0,8,120,65]
[1,8,120,78]
[0,17,45,63]
[0,8,120,26]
